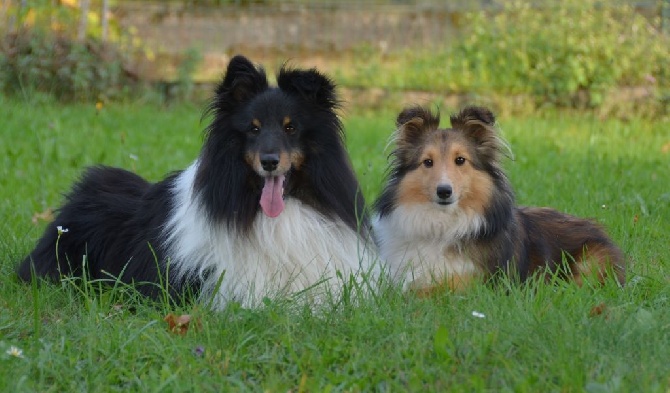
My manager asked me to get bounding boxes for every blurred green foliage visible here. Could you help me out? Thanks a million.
[1,0,668,112]
[0,30,136,101]
[0,1,140,101]
[340,0,668,111]
[451,0,668,107]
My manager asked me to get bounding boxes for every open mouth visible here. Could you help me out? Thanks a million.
[259,174,287,218]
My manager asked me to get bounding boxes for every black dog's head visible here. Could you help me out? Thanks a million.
[196,55,366,233]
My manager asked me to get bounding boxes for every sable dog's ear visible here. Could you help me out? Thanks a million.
[450,106,510,163]
[215,55,269,104]
[450,106,495,129]
[277,66,338,110]
[394,106,440,148]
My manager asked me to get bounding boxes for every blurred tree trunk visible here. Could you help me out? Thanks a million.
[662,0,670,35]
[6,0,28,32]
[78,0,89,41]
[51,0,58,32]
[101,0,109,42]
[0,0,10,31]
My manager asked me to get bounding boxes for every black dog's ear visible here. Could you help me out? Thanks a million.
[277,66,338,109]
[215,55,269,104]
[394,106,440,148]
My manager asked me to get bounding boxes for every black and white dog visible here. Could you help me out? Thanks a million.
[18,55,377,308]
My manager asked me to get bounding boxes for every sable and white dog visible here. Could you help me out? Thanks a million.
[373,106,625,293]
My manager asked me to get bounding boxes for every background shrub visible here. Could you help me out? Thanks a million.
[449,0,668,107]
[1,0,667,111]
[338,0,668,111]
[0,29,137,101]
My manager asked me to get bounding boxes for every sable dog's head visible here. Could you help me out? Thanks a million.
[384,105,509,216]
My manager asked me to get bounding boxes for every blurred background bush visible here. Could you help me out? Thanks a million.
[0,0,668,116]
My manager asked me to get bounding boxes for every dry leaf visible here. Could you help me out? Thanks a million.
[164,313,200,335]
[589,303,607,317]
[32,208,54,224]
[661,142,670,154]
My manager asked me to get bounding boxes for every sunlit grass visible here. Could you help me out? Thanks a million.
[1,96,668,391]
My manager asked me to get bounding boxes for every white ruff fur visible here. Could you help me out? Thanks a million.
[163,162,377,309]
[373,203,485,290]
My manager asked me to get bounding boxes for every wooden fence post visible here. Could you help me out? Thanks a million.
[78,0,90,41]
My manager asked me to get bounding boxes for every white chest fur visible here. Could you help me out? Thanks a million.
[372,204,485,290]
[163,163,376,309]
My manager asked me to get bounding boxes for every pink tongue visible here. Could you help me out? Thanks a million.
[259,175,285,218]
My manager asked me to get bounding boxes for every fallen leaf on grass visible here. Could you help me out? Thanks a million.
[164,313,201,335]
[589,303,608,318]
[31,208,54,224]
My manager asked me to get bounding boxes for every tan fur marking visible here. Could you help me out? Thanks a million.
[252,119,262,128]
[411,272,481,297]
[283,116,292,127]
[290,150,305,170]
[458,168,494,216]
[443,141,493,216]
[396,144,440,205]
[275,151,292,173]
[397,174,430,205]
[245,151,257,168]
[572,243,624,285]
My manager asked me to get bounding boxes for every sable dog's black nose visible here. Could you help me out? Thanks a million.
[436,184,453,199]
[260,153,280,172]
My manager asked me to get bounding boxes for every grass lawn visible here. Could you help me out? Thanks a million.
[1,95,668,391]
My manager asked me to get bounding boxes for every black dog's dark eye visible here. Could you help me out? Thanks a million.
[249,126,260,134]
[423,159,433,168]
[284,123,296,134]
[455,157,466,166]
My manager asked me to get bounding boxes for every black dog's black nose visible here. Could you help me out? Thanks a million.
[260,153,280,172]
[436,184,453,199]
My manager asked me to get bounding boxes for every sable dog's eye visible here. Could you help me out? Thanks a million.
[455,157,466,166]
[284,123,296,134]
[423,159,433,168]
